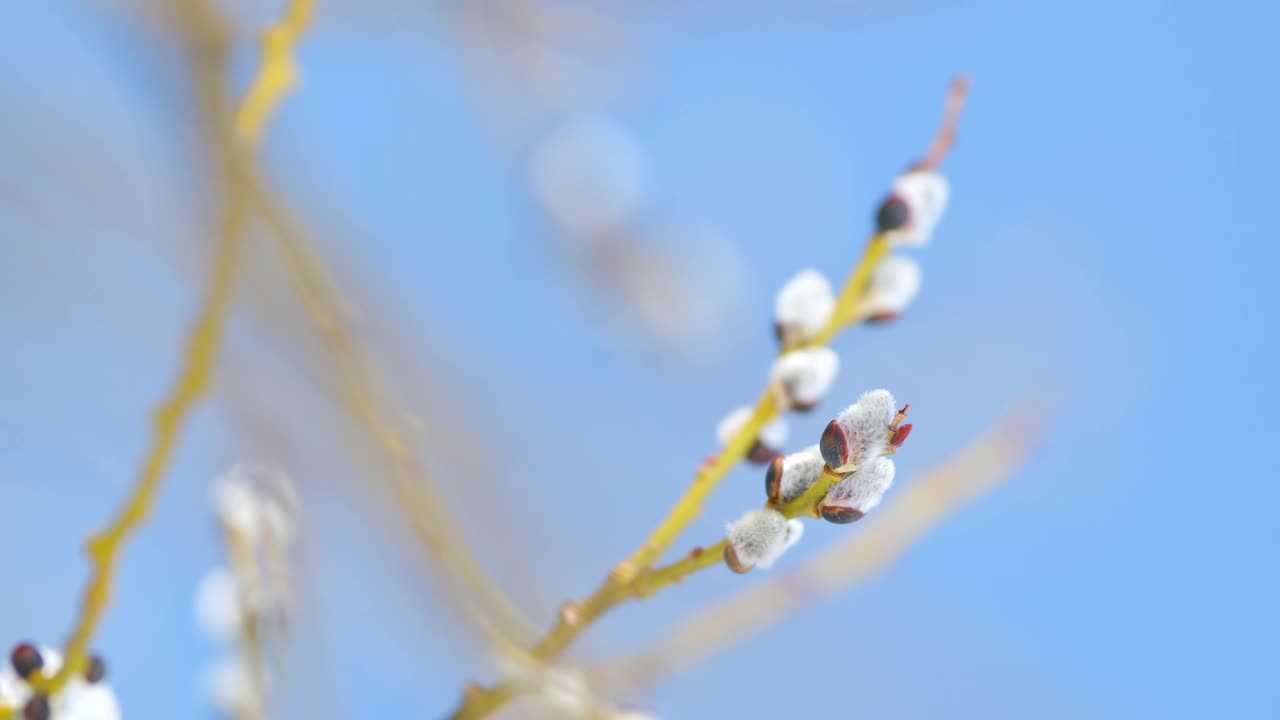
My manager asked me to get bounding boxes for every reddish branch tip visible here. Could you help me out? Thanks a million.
[890,403,911,430]
[915,74,972,171]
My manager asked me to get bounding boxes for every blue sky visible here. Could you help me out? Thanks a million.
[1,1,1277,718]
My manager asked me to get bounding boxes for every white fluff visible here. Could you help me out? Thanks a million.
[769,347,840,408]
[821,457,896,515]
[825,389,897,471]
[194,567,243,642]
[866,255,922,317]
[57,679,122,720]
[210,464,299,545]
[774,269,835,343]
[210,471,261,542]
[726,508,800,570]
[887,169,949,247]
[0,646,121,720]
[203,657,257,717]
[761,519,806,569]
[498,652,652,719]
[776,445,826,502]
[716,405,789,450]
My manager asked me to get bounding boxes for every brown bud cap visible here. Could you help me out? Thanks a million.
[820,419,849,470]
[890,423,913,449]
[875,194,911,233]
[723,544,752,574]
[791,398,819,413]
[23,696,50,720]
[10,643,42,680]
[764,456,784,504]
[747,442,781,465]
[85,655,107,683]
[820,505,866,524]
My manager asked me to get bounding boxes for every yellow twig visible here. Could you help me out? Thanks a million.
[453,76,973,719]
[25,202,246,700]
[594,403,1044,696]
[235,0,315,145]
[449,233,890,719]
[4,2,314,712]
[630,462,863,599]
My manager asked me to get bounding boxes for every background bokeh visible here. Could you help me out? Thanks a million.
[1,1,1276,718]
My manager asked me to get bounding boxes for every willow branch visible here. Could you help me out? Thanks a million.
[3,3,312,712]
[594,403,1045,696]
[452,74,973,720]
[236,172,538,647]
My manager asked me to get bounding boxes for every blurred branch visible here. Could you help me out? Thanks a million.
[594,402,1046,697]
[234,0,314,143]
[244,149,539,649]
[2,1,310,712]
[200,0,540,654]
[12,2,248,708]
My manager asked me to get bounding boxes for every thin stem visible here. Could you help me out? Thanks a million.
[3,3,313,712]
[450,232,890,719]
[631,540,729,598]
[916,75,971,171]
[591,403,1044,696]
[27,201,247,699]
[235,0,315,144]
[451,74,972,719]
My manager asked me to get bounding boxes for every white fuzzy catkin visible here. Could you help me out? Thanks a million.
[716,405,789,450]
[774,269,835,343]
[823,389,897,471]
[888,169,949,247]
[769,347,840,408]
[774,445,826,502]
[210,472,261,542]
[821,456,896,516]
[210,464,299,546]
[530,117,649,237]
[866,255,922,317]
[57,680,122,720]
[203,657,257,718]
[763,519,805,569]
[498,652,655,719]
[0,646,122,720]
[726,509,802,570]
[194,567,243,642]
